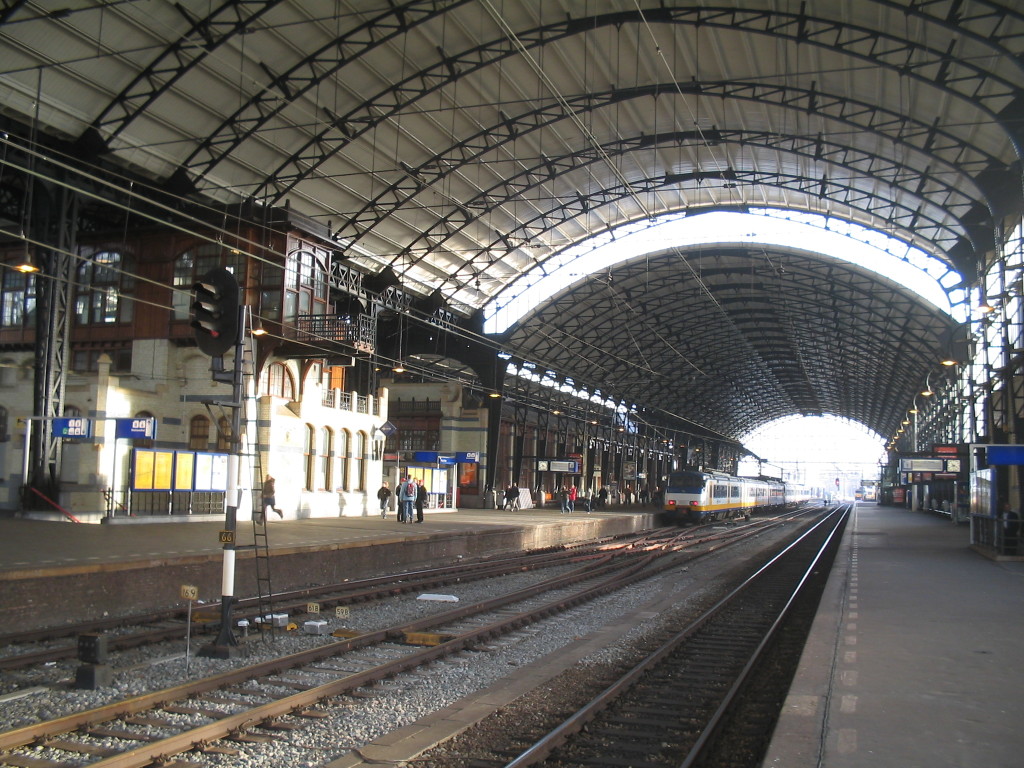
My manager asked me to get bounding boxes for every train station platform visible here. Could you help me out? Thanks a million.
[6,503,1021,767]
[764,504,1024,768]
[0,506,659,633]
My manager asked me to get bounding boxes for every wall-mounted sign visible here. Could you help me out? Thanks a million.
[899,458,944,473]
[116,417,157,439]
[456,451,479,463]
[549,460,579,473]
[413,451,457,465]
[985,445,1024,466]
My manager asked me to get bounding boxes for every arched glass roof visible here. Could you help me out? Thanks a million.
[485,209,964,334]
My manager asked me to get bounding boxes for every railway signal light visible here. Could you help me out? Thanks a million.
[191,267,240,356]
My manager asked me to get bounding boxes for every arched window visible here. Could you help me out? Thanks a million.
[352,431,366,491]
[320,427,333,490]
[172,243,246,321]
[336,429,350,491]
[75,250,134,325]
[303,424,313,490]
[189,415,210,451]
[259,362,296,400]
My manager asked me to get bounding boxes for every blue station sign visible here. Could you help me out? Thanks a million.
[413,451,456,465]
[115,417,157,439]
[52,418,92,438]
[412,451,479,465]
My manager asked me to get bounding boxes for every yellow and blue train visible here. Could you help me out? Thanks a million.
[663,469,819,524]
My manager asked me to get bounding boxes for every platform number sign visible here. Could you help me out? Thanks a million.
[180,584,199,601]
[218,530,234,543]
[307,602,321,614]
[335,606,350,619]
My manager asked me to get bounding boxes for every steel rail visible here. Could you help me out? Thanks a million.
[0,520,778,764]
[0,534,649,670]
[502,506,848,767]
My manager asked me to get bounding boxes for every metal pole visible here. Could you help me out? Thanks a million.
[200,306,247,657]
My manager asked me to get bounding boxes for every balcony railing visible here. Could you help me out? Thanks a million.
[322,389,375,415]
[296,313,375,353]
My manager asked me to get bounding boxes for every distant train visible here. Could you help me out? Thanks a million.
[663,469,820,524]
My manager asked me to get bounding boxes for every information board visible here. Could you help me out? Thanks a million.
[132,449,228,492]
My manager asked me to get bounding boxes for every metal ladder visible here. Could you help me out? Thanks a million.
[242,334,275,640]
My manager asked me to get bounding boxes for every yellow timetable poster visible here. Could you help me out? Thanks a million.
[174,453,194,490]
[153,451,174,490]
[134,451,155,490]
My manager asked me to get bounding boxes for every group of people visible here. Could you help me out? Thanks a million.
[376,478,427,523]
[557,485,609,513]
[502,484,521,511]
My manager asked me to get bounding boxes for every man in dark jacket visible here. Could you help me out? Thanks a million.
[415,478,428,523]
[376,481,392,518]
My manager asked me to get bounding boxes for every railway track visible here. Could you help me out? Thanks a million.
[0,531,671,674]
[490,506,849,768]
[0,519,794,768]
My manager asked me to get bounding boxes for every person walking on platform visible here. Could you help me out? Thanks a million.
[503,484,516,510]
[559,486,570,514]
[580,488,592,513]
[259,475,283,523]
[567,484,577,513]
[597,486,608,509]
[397,476,416,523]
[415,478,427,523]
[376,481,392,519]
[510,483,520,511]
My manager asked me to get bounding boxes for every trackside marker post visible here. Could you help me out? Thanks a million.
[181,584,199,673]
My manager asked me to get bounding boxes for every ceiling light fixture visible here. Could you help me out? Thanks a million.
[15,249,38,273]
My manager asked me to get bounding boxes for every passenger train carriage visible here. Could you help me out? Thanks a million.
[664,470,818,524]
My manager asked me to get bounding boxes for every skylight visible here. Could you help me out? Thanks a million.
[484,209,964,334]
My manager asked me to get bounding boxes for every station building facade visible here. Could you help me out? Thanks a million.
[0,204,750,521]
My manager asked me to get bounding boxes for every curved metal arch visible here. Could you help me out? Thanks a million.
[505,274,942,415]
[391,132,971,280]
[179,0,470,181]
[564,254,952,362]
[505,246,957,438]
[415,127,981,290]
[227,4,1020,206]
[535,307,936,436]
[339,79,997,257]
[870,0,1024,77]
[86,0,287,146]
[552,286,939,400]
